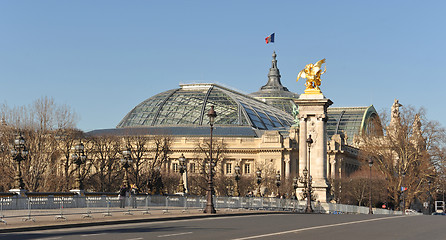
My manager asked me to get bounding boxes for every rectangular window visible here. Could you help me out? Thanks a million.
[244,163,250,174]
[173,163,178,173]
[189,163,196,173]
[226,163,232,174]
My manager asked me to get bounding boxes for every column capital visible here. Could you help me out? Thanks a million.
[316,114,328,121]
[298,114,308,121]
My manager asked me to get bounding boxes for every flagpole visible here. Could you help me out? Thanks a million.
[265,32,276,51]
[273,33,276,52]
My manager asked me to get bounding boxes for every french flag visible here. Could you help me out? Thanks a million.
[265,33,275,44]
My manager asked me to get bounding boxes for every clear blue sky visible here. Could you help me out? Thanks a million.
[1,1,445,132]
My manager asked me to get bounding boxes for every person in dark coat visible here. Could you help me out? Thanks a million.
[119,186,128,208]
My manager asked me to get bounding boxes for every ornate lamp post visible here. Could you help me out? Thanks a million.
[178,153,186,194]
[121,148,133,189]
[234,165,241,197]
[402,170,406,215]
[298,167,312,209]
[204,106,217,214]
[368,158,374,214]
[275,171,281,197]
[10,134,28,190]
[256,169,262,197]
[305,135,314,213]
[72,142,87,190]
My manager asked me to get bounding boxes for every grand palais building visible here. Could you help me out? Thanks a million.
[89,52,379,202]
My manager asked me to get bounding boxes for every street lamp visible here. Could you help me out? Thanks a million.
[402,170,406,215]
[441,183,445,214]
[10,134,28,190]
[234,165,241,197]
[427,178,432,215]
[368,158,374,214]
[72,142,87,190]
[256,169,262,197]
[298,167,312,210]
[204,106,217,214]
[275,171,281,197]
[178,153,186,194]
[121,148,133,189]
[305,135,314,213]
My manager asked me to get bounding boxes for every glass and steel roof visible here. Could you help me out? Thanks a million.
[326,106,379,145]
[117,83,294,130]
[250,91,299,116]
[89,126,260,138]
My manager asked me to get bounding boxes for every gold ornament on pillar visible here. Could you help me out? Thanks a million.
[297,59,326,94]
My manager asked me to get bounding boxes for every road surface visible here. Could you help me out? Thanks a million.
[1,213,444,240]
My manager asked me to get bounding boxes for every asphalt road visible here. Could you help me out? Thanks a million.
[1,213,444,240]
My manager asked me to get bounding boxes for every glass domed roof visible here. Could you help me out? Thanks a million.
[117,83,294,130]
[326,106,380,145]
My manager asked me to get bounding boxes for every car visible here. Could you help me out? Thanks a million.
[405,209,418,214]
[431,212,446,215]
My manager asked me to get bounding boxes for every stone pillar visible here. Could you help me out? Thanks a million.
[295,93,332,202]
[298,115,307,177]
[330,159,336,179]
[284,158,290,179]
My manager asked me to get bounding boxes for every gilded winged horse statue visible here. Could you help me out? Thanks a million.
[297,59,326,93]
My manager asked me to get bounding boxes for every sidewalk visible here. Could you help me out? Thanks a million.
[0,207,278,233]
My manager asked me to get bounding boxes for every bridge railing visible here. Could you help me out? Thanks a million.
[0,193,401,222]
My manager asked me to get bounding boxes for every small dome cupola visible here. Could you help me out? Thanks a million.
[261,51,288,91]
[249,51,299,115]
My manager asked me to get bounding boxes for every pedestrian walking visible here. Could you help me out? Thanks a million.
[131,184,139,208]
[119,185,128,208]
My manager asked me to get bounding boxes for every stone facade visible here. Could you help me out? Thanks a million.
[157,131,298,197]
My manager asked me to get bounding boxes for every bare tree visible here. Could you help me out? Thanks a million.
[255,161,280,197]
[0,97,79,192]
[146,136,172,194]
[193,138,226,195]
[56,128,86,191]
[123,134,150,191]
[88,135,121,192]
[359,104,443,210]
[0,123,16,191]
